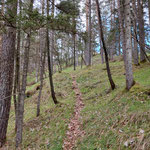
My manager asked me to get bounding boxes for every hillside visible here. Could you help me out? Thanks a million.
[3,55,150,150]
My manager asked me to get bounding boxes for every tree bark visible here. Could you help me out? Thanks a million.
[51,0,55,74]
[16,0,34,147]
[0,0,17,147]
[46,0,58,104]
[124,0,134,90]
[137,0,146,62]
[132,0,139,66]
[37,28,46,117]
[73,33,76,70]
[37,0,46,117]
[85,0,89,65]
[95,0,116,90]
[13,0,22,128]
[0,27,16,147]
[148,0,150,25]
[117,0,126,62]
[85,0,91,66]
[88,0,92,66]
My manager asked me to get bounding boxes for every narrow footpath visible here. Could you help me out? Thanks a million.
[63,76,85,150]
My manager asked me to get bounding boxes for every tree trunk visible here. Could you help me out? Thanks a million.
[95,0,116,90]
[13,0,22,129]
[117,0,126,62]
[0,0,17,147]
[124,0,134,90]
[51,0,55,74]
[37,0,46,117]
[0,27,16,147]
[137,0,146,62]
[148,0,150,25]
[46,0,58,104]
[37,28,46,117]
[132,0,139,66]
[35,48,40,82]
[118,28,121,56]
[16,33,31,148]
[16,0,34,147]
[85,0,91,66]
[73,33,76,70]
[88,0,92,66]
[110,0,114,60]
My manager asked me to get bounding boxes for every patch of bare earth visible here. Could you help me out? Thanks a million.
[63,76,85,150]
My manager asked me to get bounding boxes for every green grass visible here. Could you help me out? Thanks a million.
[7,72,75,149]
[72,55,150,150]
[6,55,150,149]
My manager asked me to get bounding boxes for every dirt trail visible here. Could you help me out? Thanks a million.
[63,76,85,150]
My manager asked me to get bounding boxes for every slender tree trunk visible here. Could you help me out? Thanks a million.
[110,0,114,60]
[85,0,90,66]
[37,0,46,117]
[88,0,92,66]
[118,28,121,56]
[73,33,76,70]
[117,0,126,61]
[16,0,34,147]
[51,0,55,74]
[148,0,150,25]
[0,0,17,147]
[16,33,31,148]
[96,6,104,64]
[13,0,22,129]
[46,0,58,104]
[124,0,134,90]
[95,0,116,90]
[137,0,146,62]
[132,0,139,66]
[37,28,46,117]
[35,48,40,82]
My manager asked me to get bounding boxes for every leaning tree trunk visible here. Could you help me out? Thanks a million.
[0,27,16,148]
[124,0,134,90]
[16,0,34,148]
[137,0,146,62]
[46,0,58,104]
[0,0,17,147]
[95,0,116,90]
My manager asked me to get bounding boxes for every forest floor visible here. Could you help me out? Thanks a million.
[2,55,150,150]
[63,76,85,150]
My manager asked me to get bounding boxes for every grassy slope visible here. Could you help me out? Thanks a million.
[7,72,75,149]
[6,55,150,149]
[73,55,150,150]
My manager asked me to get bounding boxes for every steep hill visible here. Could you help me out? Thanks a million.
[5,55,150,150]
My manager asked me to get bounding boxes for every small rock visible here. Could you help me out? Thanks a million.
[139,129,144,134]
[124,141,129,147]
[129,139,134,144]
